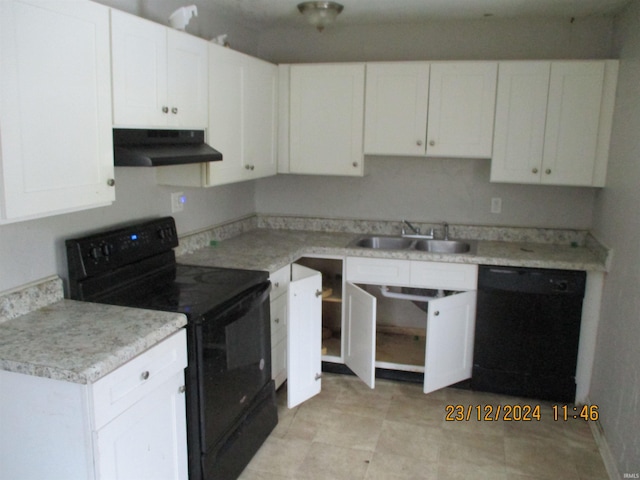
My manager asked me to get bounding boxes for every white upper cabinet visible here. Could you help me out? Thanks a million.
[364,61,497,158]
[426,62,498,158]
[207,45,278,185]
[491,60,618,187]
[111,9,208,129]
[288,63,365,176]
[364,62,430,156]
[156,45,277,187]
[0,0,115,223]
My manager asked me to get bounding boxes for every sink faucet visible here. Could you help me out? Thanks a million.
[401,220,434,238]
[401,219,420,236]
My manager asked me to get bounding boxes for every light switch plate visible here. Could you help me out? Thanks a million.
[171,192,185,213]
[491,197,502,214]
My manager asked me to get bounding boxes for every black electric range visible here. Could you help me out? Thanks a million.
[66,217,277,480]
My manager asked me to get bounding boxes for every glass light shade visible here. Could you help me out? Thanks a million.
[297,1,344,31]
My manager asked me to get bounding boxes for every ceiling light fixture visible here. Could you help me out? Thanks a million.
[297,1,344,32]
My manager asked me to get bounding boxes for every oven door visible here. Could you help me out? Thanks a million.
[192,280,273,453]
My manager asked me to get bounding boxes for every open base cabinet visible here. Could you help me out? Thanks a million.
[286,257,478,408]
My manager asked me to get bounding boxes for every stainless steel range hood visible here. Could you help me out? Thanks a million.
[113,128,223,167]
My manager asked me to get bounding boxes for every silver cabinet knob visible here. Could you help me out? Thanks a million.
[171,107,178,114]
[429,140,435,146]
[106,178,115,187]
[434,311,440,316]
[315,289,322,297]
[532,168,539,174]
[179,385,186,393]
[162,106,169,113]
[245,165,255,170]
[273,282,280,288]
[275,318,280,324]
[417,140,423,146]
[352,162,359,168]
[545,169,551,175]
[140,371,150,380]
[315,373,322,381]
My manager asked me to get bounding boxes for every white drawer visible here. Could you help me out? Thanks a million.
[346,257,411,285]
[410,261,478,290]
[269,265,290,300]
[91,329,187,430]
[270,293,287,344]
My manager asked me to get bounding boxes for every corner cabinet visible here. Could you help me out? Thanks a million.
[0,330,188,480]
[364,62,497,158]
[283,63,365,176]
[490,60,618,187]
[0,0,115,223]
[111,9,208,129]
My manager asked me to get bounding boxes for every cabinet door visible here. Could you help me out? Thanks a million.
[541,62,605,186]
[94,371,188,480]
[491,62,550,184]
[207,45,246,185]
[287,264,322,408]
[245,57,278,179]
[207,47,277,186]
[0,0,115,221]
[289,64,365,176]
[111,9,168,127]
[423,290,476,394]
[344,283,376,388]
[426,62,497,158]
[167,29,208,128]
[364,62,430,156]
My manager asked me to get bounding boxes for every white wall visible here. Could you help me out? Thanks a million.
[256,157,596,228]
[254,16,613,227]
[257,16,614,63]
[0,170,255,293]
[94,0,262,55]
[590,0,640,475]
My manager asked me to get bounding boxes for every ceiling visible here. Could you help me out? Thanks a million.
[198,0,633,29]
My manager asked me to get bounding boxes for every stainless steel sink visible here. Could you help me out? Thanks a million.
[350,235,476,254]
[353,236,414,250]
[414,239,474,254]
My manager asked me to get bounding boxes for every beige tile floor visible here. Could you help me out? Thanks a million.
[240,373,608,480]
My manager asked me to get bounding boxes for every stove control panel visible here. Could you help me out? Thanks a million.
[66,217,179,279]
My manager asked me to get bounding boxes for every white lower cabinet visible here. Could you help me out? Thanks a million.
[287,263,323,408]
[0,330,188,480]
[269,265,290,389]
[285,256,478,407]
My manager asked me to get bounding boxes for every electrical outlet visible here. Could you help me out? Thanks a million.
[171,192,185,213]
[491,197,502,214]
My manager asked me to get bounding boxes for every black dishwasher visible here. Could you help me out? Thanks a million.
[471,265,586,402]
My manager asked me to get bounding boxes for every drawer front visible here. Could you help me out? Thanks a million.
[270,265,290,300]
[410,261,478,290]
[346,257,411,285]
[270,293,288,345]
[91,329,187,430]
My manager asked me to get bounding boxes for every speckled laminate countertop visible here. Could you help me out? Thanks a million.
[0,299,186,384]
[177,228,608,274]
